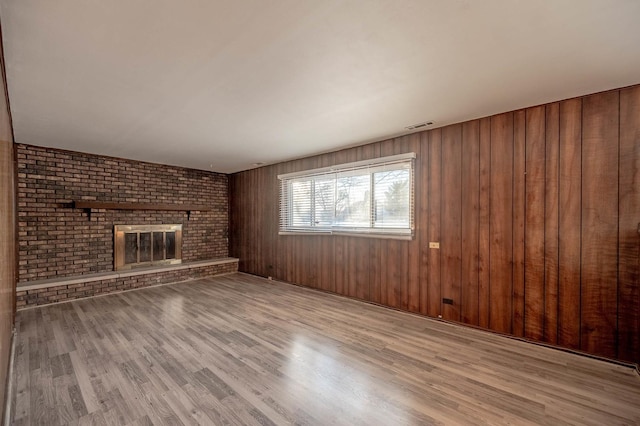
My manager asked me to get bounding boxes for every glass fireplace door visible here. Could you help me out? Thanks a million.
[114,224,182,270]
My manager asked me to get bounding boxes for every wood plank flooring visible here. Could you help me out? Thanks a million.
[10,273,640,425]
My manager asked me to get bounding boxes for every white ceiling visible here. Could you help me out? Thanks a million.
[1,1,639,173]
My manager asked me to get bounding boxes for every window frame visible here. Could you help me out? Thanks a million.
[278,152,415,240]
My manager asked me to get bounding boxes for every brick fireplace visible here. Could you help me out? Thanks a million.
[15,144,237,307]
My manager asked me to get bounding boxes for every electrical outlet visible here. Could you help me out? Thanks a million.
[429,242,440,249]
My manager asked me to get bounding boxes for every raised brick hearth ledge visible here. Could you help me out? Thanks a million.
[16,258,238,308]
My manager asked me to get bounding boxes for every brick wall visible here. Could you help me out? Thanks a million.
[17,144,229,282]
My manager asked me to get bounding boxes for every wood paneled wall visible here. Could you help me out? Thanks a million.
[0,139,14,419]
[230,85,640,365]
[0,19,16,419]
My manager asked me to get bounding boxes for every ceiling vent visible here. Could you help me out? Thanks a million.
[405,121,434,131]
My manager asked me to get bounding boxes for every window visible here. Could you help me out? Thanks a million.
[279,153,415,238]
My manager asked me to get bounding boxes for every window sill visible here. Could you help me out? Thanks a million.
[279,231,414,240]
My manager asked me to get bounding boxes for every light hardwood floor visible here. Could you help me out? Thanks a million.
[10,273,640,425]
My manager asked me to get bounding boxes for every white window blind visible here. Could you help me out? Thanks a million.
[278,153,415,238]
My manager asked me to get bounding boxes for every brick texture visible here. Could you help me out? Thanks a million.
[16,262,238,308]
[17,144,229,282]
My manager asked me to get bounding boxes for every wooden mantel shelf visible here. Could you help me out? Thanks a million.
[73,201,211,220]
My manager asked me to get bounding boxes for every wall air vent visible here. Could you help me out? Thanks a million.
[405,121,434,131]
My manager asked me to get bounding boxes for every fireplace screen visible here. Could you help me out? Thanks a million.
[114,224,182,270]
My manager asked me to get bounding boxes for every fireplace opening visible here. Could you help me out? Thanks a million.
[115,224,182,271]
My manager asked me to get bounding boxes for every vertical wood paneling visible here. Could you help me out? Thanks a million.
[230,85,640,365]
[441,124,462,321]
[558,98,582,350]
[0,140,14,422]
[250,168,260,275]
[461,120,480,325]
[240,170,251,272]
[369,238,382,302]
[228,171,239,261]
[418,133,430,315]
[319,234,335,293]
[250,168,258,274]
[235,170,245,269]
[263,165,276,279]
[544,103,560,344]
[347,236,359,297]
[618,86,640,364]
[246,168,255,273]
[0,36,16,419]
[489,113,514,334]
[512,110,526,337]
[385,238,402,308]
[274,162,287,281]
[306,240,315,289]
[581,91,619,359]
[0,139,16,420]
[263,167,272,277]
[525,106,546,341]
[259,167,269,277]
[427,129,442,318]
[478,118,491,329]
[334,236,346,295]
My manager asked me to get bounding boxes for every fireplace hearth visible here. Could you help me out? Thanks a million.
[114,224,182,270]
